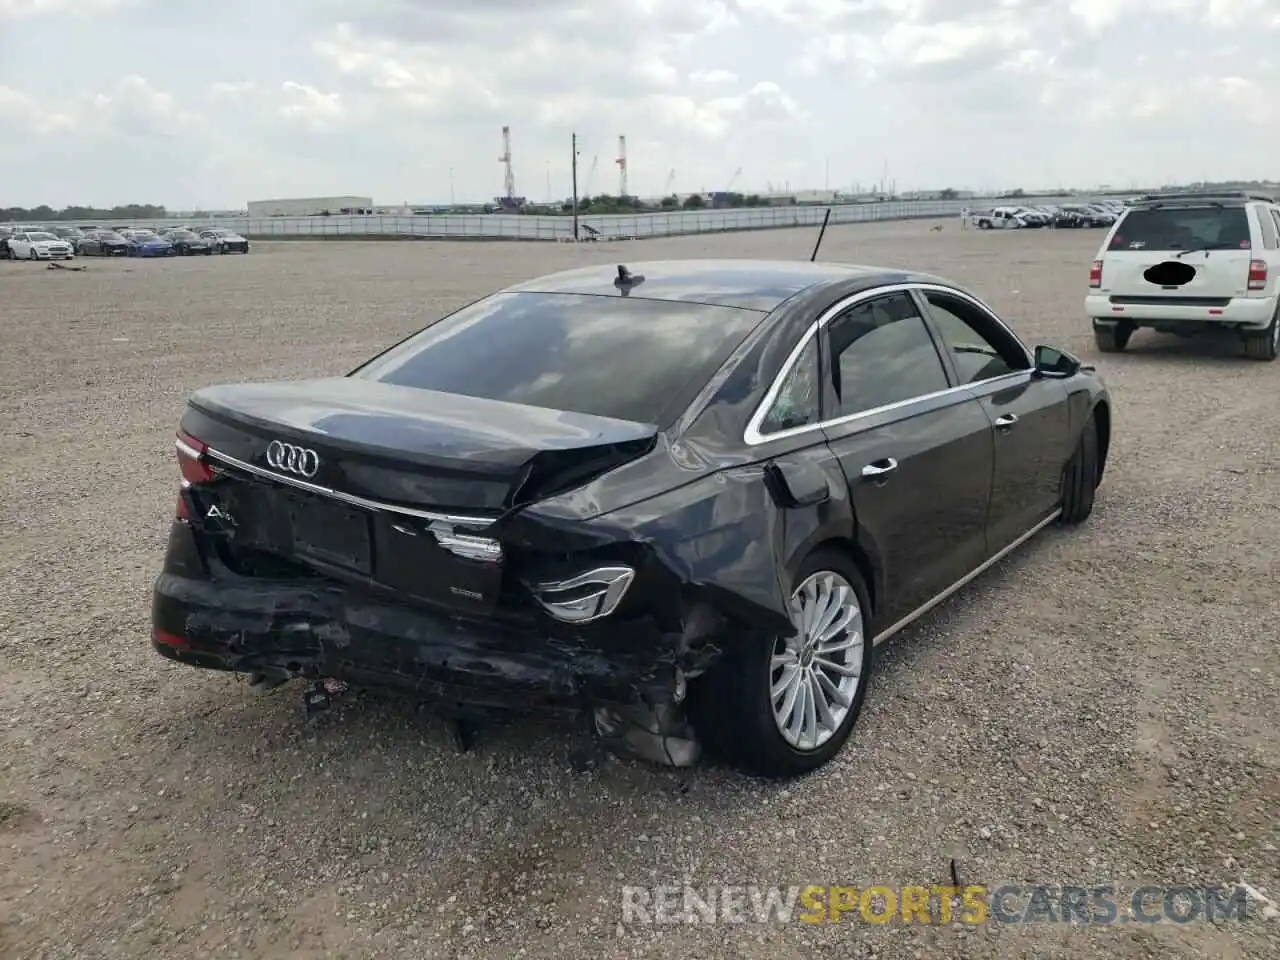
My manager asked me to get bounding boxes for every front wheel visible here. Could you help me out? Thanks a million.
[1060,412,1100,525]
[694,548,873,778]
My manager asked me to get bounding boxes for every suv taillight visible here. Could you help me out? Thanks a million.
[174,431,213,519]
[1248,260,1267,290]
[1089,260,1103,288]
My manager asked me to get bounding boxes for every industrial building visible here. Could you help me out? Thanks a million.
[246,196,374,218]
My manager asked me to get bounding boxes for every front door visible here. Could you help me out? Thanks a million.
[819,290,994,626]
[913,287,1071,552]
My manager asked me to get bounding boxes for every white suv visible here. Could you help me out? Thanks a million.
[1085,192,1280,360]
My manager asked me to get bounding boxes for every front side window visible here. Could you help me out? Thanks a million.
[759,337,819,435]
[826,292,950,418]
[921,291,1028,385]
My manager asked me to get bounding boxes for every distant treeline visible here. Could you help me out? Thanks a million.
[1,204,168,223]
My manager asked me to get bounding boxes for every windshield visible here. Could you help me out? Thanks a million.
[28,232,58,241]
[1109,206,1251,251]
[352,291,764,427]
[99,232,125,241]
[171,231,197,239]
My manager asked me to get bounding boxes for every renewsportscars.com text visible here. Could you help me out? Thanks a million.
[620,884,1254,926]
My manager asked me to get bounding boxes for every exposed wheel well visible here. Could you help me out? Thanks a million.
[1092,400,1111,484]
[803,537,878,621]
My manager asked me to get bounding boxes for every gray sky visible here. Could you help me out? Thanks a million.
[1,0,1275,208]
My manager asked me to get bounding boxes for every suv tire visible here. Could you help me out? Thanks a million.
[1243,310,1280,361]
[1093,323,1132,353]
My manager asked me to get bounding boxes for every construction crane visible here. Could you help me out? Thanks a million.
[726,167,743,191]
[584,154,599,195]
[495,126,525,209]
[615,135,628,198]
[664,168,676,195]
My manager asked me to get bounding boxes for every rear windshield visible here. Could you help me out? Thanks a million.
[1109,206,1251,251]
[352,292,763,426]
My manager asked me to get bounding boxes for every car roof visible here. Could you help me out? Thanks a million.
[499,258,941,312]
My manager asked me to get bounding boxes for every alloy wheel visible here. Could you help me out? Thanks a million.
[770,571,865,751]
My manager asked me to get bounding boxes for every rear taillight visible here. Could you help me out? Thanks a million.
[1248,260,1267,290]
[174,431,214,519]
[1089,260,1103,288]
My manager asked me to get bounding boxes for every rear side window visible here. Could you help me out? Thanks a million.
[759,337,819,435]
[1109,206,1251,252]
[826,292,950,418]
[353,292,763,427]
[1257,207,1279,249]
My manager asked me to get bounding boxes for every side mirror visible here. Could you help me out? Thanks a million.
[1033,344,1082,379]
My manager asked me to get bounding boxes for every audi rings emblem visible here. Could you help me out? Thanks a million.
[266,440,320,478]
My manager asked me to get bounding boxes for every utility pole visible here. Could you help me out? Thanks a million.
[571,132,580,241]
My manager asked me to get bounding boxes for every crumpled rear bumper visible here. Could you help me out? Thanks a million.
[148,506,741,720]
[153,572,702,716]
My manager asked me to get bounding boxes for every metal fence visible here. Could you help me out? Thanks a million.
[28,195,1080,242]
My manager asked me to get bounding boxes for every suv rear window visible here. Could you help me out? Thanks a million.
[1109,206,1251,252]
[352,292,763,426]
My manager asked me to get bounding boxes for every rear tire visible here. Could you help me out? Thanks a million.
[1242,310,1280,361]
[1093,323,1131,353]
[693,547,873,779]
[1060,412,1100,525]
[977,219,992,230]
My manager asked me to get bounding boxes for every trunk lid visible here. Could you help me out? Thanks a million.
[180,377,659,616]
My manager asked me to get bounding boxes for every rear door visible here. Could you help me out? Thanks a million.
[1100,201,1257,303]
[818,289,993,626]
[913,286,1070,553]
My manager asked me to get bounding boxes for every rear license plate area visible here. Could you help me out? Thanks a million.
[288,498,372,574]
[373,515,503,615]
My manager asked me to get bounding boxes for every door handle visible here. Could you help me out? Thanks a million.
[994,413,1019,429]
[860,458,898,479]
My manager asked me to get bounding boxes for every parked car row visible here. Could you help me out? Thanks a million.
[0,224,251,260]
[969,200,1126,230]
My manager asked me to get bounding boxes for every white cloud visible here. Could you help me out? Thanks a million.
[0,0,136,18]
[278,81,344,129]
[0,0,1278,208]
[689,69,738,84]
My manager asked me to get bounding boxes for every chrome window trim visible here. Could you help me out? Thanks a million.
[743,282,1033,447]
[201,445,499,529]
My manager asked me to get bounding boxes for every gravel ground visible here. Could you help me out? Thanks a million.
[1,221,1277,959]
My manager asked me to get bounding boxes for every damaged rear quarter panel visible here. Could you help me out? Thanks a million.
[522,440,859,641]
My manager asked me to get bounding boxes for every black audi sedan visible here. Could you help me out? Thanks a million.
[151,259,1111,778]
